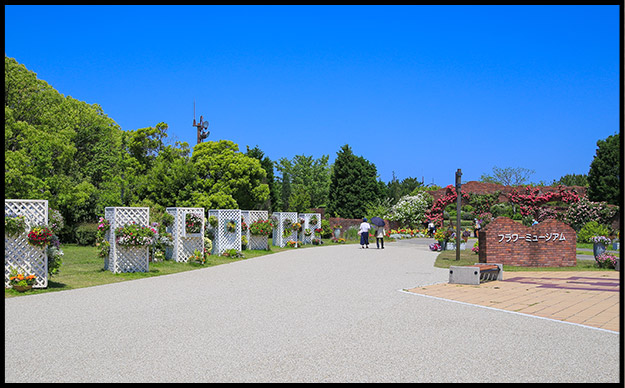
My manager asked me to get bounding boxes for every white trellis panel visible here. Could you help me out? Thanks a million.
[299,213,321,245]
[208,209,242,255]
[271,212,298,248]
[166,207,205,262]
[105,207,150,273]
[242,210,269,250]
[5,199,48,288]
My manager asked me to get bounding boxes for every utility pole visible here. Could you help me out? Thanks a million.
[455,169,462,261]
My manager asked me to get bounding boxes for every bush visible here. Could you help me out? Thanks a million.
[577,221,611,243]
[75,223,99,246]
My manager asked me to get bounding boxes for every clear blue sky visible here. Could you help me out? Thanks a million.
[5,5,620,187]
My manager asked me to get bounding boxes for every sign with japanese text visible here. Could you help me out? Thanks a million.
[480,217,576,267]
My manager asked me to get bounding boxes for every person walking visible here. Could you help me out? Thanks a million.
[358,218,371,249]
[375,225,385,249]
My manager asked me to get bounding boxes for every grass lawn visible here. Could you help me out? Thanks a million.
[6,236,613,298]
[5,237,361,298]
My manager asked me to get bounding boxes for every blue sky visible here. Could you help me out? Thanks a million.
[4,5,620,187]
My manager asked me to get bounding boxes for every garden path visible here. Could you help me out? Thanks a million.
[4,239,620,383]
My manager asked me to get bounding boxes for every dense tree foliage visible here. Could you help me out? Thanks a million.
[274,154,331,212]
[587,133,620,205]
[4,56,269,241]
[327,144,384,218]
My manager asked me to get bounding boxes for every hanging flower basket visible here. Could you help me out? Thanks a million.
[115,223,155,247]
[226,220,237,233]
[27,225,54,247]
[5,215,27,237]
[249,220,273,236]
[185,213,203,234]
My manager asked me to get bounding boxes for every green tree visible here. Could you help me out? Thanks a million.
[5,55,123,226]
[190,140,269,210]
[274,154,331,212]
[587,133,619,205]
[145,141,196,207]
[327,144,382,218]
[246,145,278,211]
[480,166,535,186]
[554,173,588,187]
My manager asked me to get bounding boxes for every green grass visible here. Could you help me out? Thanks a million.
[5,237,360,298]
[6,237,613,298]
[434,248,616,272]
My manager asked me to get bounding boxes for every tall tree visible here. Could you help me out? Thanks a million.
[275,154,331,212]
[246,145,278,211]
[190,140,269,210]
[480,166,535,186]
[554,173,588,187]
[327,144,382,218]
[587,133,620,205]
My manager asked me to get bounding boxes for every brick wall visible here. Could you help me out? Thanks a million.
[327,217,402,236]
[479,217,576,267]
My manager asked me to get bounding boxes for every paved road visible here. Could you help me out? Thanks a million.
[4,239,620,383]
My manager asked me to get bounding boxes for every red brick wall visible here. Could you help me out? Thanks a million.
[479,217,576,267]
[327,217,401,236]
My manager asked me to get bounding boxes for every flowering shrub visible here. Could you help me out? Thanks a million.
[472,241,479,255]
[312,237,322,245]
[5,215,27,237]
[595,253,617,269]
[331,237,346,244]
[387,193,432,228]
[508,185,580,218]
[185,213,203,234]
[189,249,206,264]
[590,236,611,244]
[426,185,471,226]
[564,197,616,231]
[49,209,64,234]
[27,225,54,247]
[434,229,453,242]
[47,244,64,276]
[115,223,155,247]
[286,240,299,248]
[249,220,273,236]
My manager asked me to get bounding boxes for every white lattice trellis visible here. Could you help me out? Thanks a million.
[105,207,150,273]
[242,210,269,250]
[299,213,321,245]
[208,209,242,255]
[271,212,298,248]
[166,207,205,262]
[5,199,48,288]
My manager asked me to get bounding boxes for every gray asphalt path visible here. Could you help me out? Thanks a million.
[4,239,620,383]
